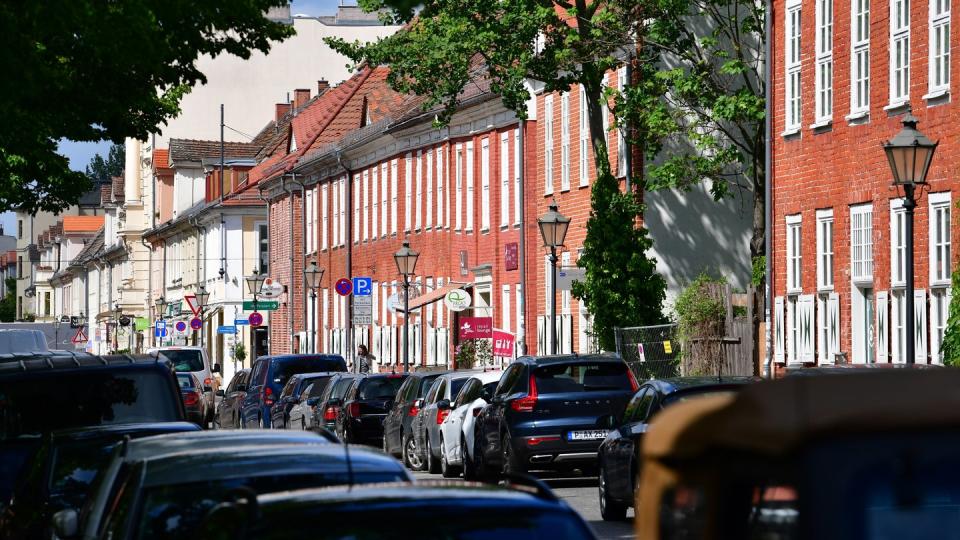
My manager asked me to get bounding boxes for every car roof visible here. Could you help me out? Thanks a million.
[258,354,344,361]
[643,376,759,393]
[122,430,333,462]
[49,422,200,442]
[0,353,174,377]
[357,372,408,380]
[439,370,493,382]
[140,444,407,487]
[407,370,450,379]
[467,370,505,384]
[518,353,623,366]
[148,346,203,351]
[292,371,340,380]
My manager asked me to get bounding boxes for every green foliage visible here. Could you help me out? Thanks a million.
[0,278,15,322]
[0,1,294,214]
[751,256,766,287]
[233,343,248,364]
[941,269,960,366]
[675,273,726,343]
[454,339,492,369]
[85,144,126,185]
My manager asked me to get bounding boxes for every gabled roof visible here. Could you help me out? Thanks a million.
[153,149,170,170]
[168,139,262,166]
[62,216,105,234]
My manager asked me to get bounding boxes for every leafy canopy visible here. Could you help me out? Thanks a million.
[0,1,294,214]
[85,144,126,185]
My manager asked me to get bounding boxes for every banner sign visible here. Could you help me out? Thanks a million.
[493,330,515,357]
[459,317,493,339]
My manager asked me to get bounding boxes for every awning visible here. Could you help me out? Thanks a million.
[405,282,472,312]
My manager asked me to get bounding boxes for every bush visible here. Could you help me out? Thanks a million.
[675,273,727,376]
[454,339,492,370]
[941,269,960,365]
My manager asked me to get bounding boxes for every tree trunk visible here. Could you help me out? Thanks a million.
[750,133,766,375]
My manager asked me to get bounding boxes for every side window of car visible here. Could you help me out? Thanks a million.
[103,470,139,538]
[301,383,314,398]
[251,360,266,387]
[638,389,658,423]
[280,377,298,399]
[495,365,521,396]
[455,380,477,408]
[623,387,650,423]
[399,378,414,403]
[425,379,441,404]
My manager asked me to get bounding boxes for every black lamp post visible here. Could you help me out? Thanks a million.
[537,201,571,355]
[305,261,324,354]
[113,302,122,352]
[53,317,60,348]
[394,241,420,373]
[196,285,210,349]
[154,296,166,347]
[883,108,938,364]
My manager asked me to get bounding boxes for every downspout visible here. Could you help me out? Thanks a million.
[257,185,270,354]
[291,175,308,355]
[763,0,774,378]
[283,177,296,353]
[141,236,152,348]
[337,152,355,371]
[518,119,528,355]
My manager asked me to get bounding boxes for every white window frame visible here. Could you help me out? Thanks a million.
[929,191,952,286]
[889,0,911,105]
[305,187,315,253]
[436,147,445,229]
[502,285,512,337]
[425,150,433,230]
[813,0,834,126]
[784,0,803,134]
[321,184,328,251]
[500,132,510,228]
[466,141,475,232]
[415,150,423,231]
[544,95,555,194]
[353,174,360,244]
[332,180,339,248]
[371,166,379,239]
[931,288,951,363]
[380,162,388,237]
[786,214,802,294]
[579,86,589,186]
[513,129,521,226]
[481,138,491,232]
[404,154,412,232]
[816,208,834,291]
[850,203,873,283]
[560,92,571,191]
[927,0,951,97]
[390,160,398,235]
[849,0,871,118]
[362,169,370,242]
[455,144,463,231]
[891,289,907,363]
[339,177,346,246]
[890,198,906,288]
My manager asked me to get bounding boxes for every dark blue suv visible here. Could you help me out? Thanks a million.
[241,354,346,428]
[473,354,638,477]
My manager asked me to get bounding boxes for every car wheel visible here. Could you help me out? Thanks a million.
[461,435,477,480]
[426,436,441,474]
[301,417,306,431]
[501,433,525,476]
[440,436,460,478]
[599,467,628,521]
[403,433,424,471]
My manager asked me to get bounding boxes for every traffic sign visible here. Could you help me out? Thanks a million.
[72,327,87,344]
[175,321,188,333]
[249,312,264,327]
[352,277,373,296]
[335,278,353,296]
[242,300,278,311]
[217,326,237,335]
[190,317,202,330]
[184,295,200,316]
[234,319,250,326]
[155,320,167,338]
[352,295,373,325]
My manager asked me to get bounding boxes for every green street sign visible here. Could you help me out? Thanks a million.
[243,300,278,311]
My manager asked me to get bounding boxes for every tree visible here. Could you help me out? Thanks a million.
[0,1,294,214]
[85,144,126,185]
[330,0,667,348]
[940,269,960,365]
[0,278,15,322]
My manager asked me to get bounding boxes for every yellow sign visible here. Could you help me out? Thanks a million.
[663,340,673,354]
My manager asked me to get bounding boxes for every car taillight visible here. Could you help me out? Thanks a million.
[437,408,450,424]
[408,404,420,417]
[510,375,538,413]
[204,377,213,387]
[323,406,338,421]
[183,392,200,406]
[348,402,360,418]
[627,369,640,392]
[264,386,274,406]
[526,436,560,446]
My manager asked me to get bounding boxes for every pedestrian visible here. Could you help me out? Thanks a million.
[356,344,376,374]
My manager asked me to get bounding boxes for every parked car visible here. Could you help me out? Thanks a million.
[0,328,48,355]
[270,372,337,429]
[0,422,198,539]
[597,376,757,521]
[214,368,250,429]
[288,376,335,431]
[382,370,448,468]
[67,443,410,540]
[335,373,408,445]
[210,480,597,539]
[439,369,504,478]
[62,429,337,540]
[177,372,213,427]
[474,354,638,478]
[149,346,220,425]
[0,353,186,502]
[240,354,346,428]
[311,373,357,433]
[413,370,479,474]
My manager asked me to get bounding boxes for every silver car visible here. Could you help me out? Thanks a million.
[149,346,220,426]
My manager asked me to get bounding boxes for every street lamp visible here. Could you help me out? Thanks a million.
[53,318,60,349]
[113,302,122,352]
[196,285,210,348]
[305,261,324,353]
[883,109,938,365]
[154,296,166,347]
[538,201,571,355]
[394,241,420,373]
[245,269,266,312]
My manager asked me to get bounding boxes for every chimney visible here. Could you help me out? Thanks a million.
[317,79,330,94]
[275,103,291,121]
[293,88,310,109]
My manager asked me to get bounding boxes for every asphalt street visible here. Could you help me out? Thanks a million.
[411,470,634,539]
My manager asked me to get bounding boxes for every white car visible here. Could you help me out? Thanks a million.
[438,370,503,478]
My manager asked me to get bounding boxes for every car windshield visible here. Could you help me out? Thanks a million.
[49,439,118,507]
[0,370,181,440]
[136,472,408,540]
[358,377,405,400]
[533,362,632,393]
[274,358,343,387]
[176,374,195,390]
[158,350,205,372]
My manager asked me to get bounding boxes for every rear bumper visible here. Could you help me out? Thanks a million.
[510,435,603,469]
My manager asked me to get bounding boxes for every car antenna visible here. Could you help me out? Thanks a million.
[344,439,355,490]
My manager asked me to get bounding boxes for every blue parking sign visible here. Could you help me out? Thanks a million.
[352,276,373,296]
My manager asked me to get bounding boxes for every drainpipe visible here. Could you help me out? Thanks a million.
[518,119,528,355]
[283,177,296,353]
[141,236,152,347]
[337,152,355,371]
[763,0,774,378]
[291,175,308,355]
[220,212,226,279]
[257,185,270,355]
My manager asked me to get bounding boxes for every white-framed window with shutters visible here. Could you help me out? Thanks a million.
[579,86,589,186]
[850,203,873,283]
[339,177,347,246]
[818,292,840,364]
[481,137,491,232]
[930,192,952,286]
[787,296,799,363]
[617,67,628,177]
[928,0,951,96]
[813,0,833,125]
[321,184,328,251]
[362,169,370,242]
[380,162,388,237]
[415,150,423,231]
[932,288,951,363]
[890,198,906,287]
[436,147,445,229]
[371,166,379,239]
[816,209,834,290]
[849,0,870,117]
[404,153,412,232]
[560,92,571,191]
[544,95,555,194]
[305,187,315,253]
[332,179,339,248]
[891,289,906,363]
[353,174,360,244]
[889,0,910,105]
[455,144,463,231]
[786,214,802,294]
[784,0,802,133]
[502,285,511,336]
[390,159,398,235]
[513,129,521,226]
[515,284,523,355]
[466,141,475,232]
[425,150,433,230]
[500,132,510,228]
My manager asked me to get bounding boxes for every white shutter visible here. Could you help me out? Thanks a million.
[414,324,422,366]
[915,289,928,362]
[774,296,785,363]
[828,293,840,362]
[562,314,573,354]
[427,327,437,366]
[373,326,381,366]
[800,295,815,363]
[537,316,547,355]
[390,326,397,365]
[439,328,449,367]
[877,291,889,363]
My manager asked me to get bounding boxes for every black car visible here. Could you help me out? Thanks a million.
[214,368,250,429]
[241,354,347,428]
[335,373,408,445]
[474,354,638,478]
[382,370,448,468]
[0,422,199,539]
[270,372,337,429]
[596,376,757,520]
[0,353,186,502]
[207,480,597,539]
[312,373,357,433]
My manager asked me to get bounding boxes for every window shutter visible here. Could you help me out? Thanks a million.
[438,328,449,367]
[390,326,397,365]
[537,316,547,355]
[915,289,928,362]
[427,327,437,366]
[562,314,573,354]
[828,293,840,361]
[877,291,889,363]
[800,295,816,363]
[774,296,785,363]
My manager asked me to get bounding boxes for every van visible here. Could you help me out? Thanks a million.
[241,354,346,429]
[148,346,219,426]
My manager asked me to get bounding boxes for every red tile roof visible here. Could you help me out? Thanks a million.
[169,139,261,164]
[63,216,105,233]
[153,148,170,170]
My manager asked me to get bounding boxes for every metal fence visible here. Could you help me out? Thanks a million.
[614,324,682,380]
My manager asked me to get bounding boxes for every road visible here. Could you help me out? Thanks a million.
[412,470,634,539]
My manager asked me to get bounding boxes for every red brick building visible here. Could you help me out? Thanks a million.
[771,0,956,367]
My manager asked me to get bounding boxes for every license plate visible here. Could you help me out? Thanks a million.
[567,430,608,441]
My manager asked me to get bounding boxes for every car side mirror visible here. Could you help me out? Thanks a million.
[437,399,451,411]
[52,508,79,539]
[490,395,503,405]
[213,363,221,373]
[215,389,225,397]
[306,397,319,407]
[413,398,424,409]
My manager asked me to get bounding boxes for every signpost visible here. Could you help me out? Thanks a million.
[335,278,353,296]
[249,312,264,327]
[242,300,278,311]
[444,289,471,312]
[352,277,372,296]
[459,317,493,339]
[259,278,283,299]
[352,295,373,325]
[557,267,587,291]
[184,295,200,316]
[492,330,515,358]
[190,317,202,330]
[175,321,187,333]
[155,320,167,338]
[234,319,250,326]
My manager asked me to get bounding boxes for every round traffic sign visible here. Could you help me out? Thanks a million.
[249,312,264,327]
[335,278,353,296]
[175,321,187,333]
[190,317,202,330]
